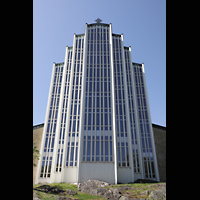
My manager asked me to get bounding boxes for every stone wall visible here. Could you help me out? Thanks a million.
[152,124,166,182]
[33,123,166,184]
[33,124,44,184]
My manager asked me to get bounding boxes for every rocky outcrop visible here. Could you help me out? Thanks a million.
[33,180,166,200]
[78,180,166,200]
[78,180,122,200]
[78,179,110,191]
[33,185,77,196]
[148,190,166,199]
[33,192,41,200]
[54,196,79,200]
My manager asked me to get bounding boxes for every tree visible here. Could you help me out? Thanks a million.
[33,140,40,167]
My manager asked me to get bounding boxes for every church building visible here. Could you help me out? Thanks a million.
[35,19,160,184]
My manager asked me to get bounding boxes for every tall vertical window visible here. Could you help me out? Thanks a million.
[133,63,155,179]
[83,24,113,162]
[113,36,129,167]
[40,63,64,178]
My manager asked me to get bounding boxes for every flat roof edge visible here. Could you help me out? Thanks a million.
[152,123,166,130]
[132,62,142,66]
[55,62,65,66]
[33,123,44,130]
[87,23,109,27]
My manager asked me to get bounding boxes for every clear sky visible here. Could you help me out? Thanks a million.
[33,0,166,127]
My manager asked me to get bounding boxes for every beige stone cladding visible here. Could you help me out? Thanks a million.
[152,124,166,182]
[33,124,44,184]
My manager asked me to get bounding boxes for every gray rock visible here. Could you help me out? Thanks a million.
[96,187,108,196]
[78,180,110,194]
[81,186,91,194]
[52,188,60,193]
[148,190,166,200]
[78,180,122,199]
[119,196,129,200]
[77,183,81,191]
[140,190,151,196]
[103,189,113,199]
[110,188,122,199]
[54,196,72,200]
[90,188,98,195]
[79,180,144,200]
[33,192,41,200]
[65,189,77,196]
[79,179,110,191]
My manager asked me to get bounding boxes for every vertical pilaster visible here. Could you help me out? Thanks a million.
[57,46,69,182]
[109,23,118,184]
[77,23,88,183]
[141,63,160,182]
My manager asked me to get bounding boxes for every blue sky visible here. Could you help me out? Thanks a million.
[33,0,166,126]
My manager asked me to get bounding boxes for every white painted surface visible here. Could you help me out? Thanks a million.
[80,162,115,184]
[63,168,78,183]
[117,168,132,183]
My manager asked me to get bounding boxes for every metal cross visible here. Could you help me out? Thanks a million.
[95,18,102,23]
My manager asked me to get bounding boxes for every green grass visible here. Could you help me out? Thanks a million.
[108,182,159,188]
[33,182,104,200]
[49,182,78,191]
[106,182,165,199]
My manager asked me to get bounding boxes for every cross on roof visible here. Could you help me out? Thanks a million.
[95,18,102,23]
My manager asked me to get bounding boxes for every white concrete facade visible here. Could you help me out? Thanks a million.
[35,20,159,185]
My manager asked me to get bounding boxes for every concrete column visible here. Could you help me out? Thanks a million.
[77,23,88,183]
[57,46,69,182]
[141,63,160,182]
[109,23,118,184]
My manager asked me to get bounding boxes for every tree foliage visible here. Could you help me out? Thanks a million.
[33,140,40,166]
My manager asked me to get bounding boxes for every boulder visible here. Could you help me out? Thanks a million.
[80,179,110,190]
[111,188,122,199]
[96,187,108,196]
[148,189,166,200]
[78,180,110,194]
[117,186,132,193]
[65,189,77,196]
[103,189,113,199]
[119,196,129,200]
[33,192,41,200]
[54,196,72,200]
[78,180,123,200]
[77,183,81,191]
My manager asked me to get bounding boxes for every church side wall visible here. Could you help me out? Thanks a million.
[153,125,166,182]
[33,125,44,184]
